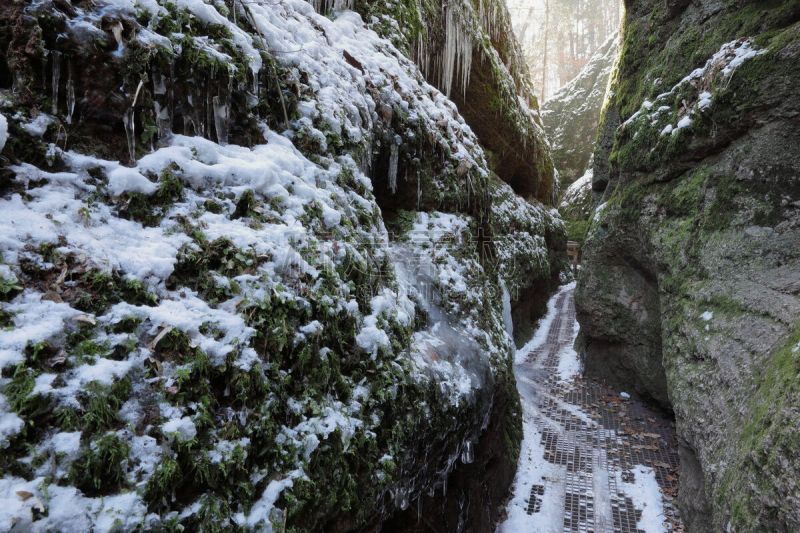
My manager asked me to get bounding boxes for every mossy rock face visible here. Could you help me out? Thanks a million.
[0,0,565,531]
[575,1,800,531]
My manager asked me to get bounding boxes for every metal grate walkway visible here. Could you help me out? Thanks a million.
[512,287,684,533]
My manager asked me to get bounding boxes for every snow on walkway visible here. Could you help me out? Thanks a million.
[499,284,684,533]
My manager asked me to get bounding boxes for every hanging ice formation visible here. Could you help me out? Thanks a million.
[122,80,144,164]
[213,95,230,145]
[309,0,355,14]
[388,135,401,194]
[65,62,75,125]
[51,51,61,115]
[440,1,474,97]
[408,0,475,98]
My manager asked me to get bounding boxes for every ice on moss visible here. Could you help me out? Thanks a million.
[627,39,765,135]
[0,397,24,448]
[105,291,257,366]
[235,471,302,529]
[0,476,147,532]
[698,91,713,110]
[0,178,189,280]
[107,166,157,196]
[356,288,414,358]
[161,416,197,442]
[0,292,81,370]
[72,357,135,387]
[20,114,54,138]
[676,116,693,130]
[174,0,262,75]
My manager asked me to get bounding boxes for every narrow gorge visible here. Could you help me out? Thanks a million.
[0,1,797,532]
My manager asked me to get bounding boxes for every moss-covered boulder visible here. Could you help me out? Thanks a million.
[575,1,800,531]
[0,0,563,531]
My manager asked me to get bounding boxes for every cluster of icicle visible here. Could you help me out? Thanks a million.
[310,0,355,14]
[48,51,76,126]
[306,0,477,99]
[439,0,474,97]
[411,0,476,98]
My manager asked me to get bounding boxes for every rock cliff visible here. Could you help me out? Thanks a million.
[542,33,618,189]
[576,1,800,531]
[0,0,563,531]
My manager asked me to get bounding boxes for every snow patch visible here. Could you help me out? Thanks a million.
[616,465,667,533]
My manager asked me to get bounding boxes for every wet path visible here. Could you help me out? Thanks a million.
[499,284,684,533]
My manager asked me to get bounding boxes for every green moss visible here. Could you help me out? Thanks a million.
[146,456,182,509]
[81,378,131,436]
[232,190,257,220]
[717,323,800,529]
[5,364,39,415]
[118,168,185,227]
[564,219,590,244]
[189,494,243,533]
[0,274,22,302]
[168,235,257,304]
[71,433,131,495]
[71,270,158,315]
[701,294,750,318]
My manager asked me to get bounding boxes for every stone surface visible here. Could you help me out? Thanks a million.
[576,1,800,531]
[0,0,563,531]
[543,34,618,189]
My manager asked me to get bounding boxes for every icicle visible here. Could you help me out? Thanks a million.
[309,0,353,14]
[111,22,125,57]
[51,51,62,115]
[122,108,136,163]
[152,70,166,95]
[500,278,514,339]
[416,169,421,209]
[460,440,474,464]
[250,67,259,97]
[212,96,229,145]
[440,1,473,97]
[154,101,171,139]
[168,61,175,133]
[65,60,75,125]
[205,83,213,139]
[123,80,144,163]
[388,135,400,194]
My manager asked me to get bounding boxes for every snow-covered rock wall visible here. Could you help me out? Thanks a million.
[0,0,564,530]
[542,34,618,188]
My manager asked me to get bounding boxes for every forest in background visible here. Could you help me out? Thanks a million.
[506,0,621,101]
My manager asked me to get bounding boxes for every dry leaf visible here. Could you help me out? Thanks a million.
[148,326,175,350]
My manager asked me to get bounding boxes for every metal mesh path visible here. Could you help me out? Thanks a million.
[509,287,684,533]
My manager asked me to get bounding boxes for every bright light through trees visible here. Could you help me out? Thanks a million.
[506,0,622,101]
